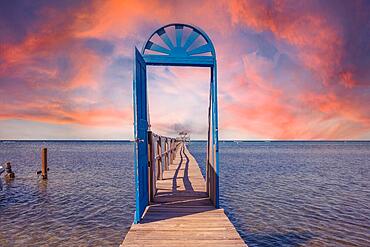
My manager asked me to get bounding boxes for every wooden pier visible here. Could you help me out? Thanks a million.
[121,143,246,246]
[128,23,243,246]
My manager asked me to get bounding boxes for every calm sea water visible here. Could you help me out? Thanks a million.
[190,141,370,247]
[0,141,369,246]
[0,141,135,246]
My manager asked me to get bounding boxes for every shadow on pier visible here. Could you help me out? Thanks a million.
[143,145,213,223]
[122,143,246,246]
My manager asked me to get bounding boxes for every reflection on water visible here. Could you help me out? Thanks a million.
[1,141,369,246]
[0,141,134,247]
[37,179,48,194]
[190,141,370,247]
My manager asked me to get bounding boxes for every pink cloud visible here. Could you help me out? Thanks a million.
[221,51,369,139]
[0,0,369,139]
[0,101,131,127]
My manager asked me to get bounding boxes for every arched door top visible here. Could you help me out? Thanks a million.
[141,23,216,67]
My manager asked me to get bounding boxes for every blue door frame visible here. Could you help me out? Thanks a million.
[133,47,149,223]
[133,23,219,223]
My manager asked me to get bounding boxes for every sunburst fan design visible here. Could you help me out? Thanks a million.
[142,24,215,58]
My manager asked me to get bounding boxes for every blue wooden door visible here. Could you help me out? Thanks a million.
[133,47,149,223]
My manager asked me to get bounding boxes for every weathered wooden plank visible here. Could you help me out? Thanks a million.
[121,143,246,247]
[122,239,246,247]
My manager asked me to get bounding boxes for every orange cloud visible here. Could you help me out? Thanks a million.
[0,101,131,127]
[1,0,369,139]
[221,52,369,140]
[301,92,370,128]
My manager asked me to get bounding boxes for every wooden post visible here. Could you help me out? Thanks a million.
[4,162,15,179]
[148,131,155,202]
[162,138,167,171]
[164,138,170,171]
[169,139,172,165]
[172,140,175,161]
[41,148,47,179]
[167,139,170,168]
[157,136,162,180]
[170,139,174,163]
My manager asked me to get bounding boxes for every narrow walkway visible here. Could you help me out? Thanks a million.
[121,144,246,247]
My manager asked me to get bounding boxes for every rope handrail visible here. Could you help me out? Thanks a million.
[152,132,178,141]
[147,130,187,203]
[154,143,181,160]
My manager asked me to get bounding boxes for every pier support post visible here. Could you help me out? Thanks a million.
[41,148,47,179]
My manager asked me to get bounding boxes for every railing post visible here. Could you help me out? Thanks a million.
[167,138,171,168]
[173,139,176,161]
[171,139,174,163]
[164,138,168,170]
[167,138,170,169]
[148,131,155,202]
[157,136,162,180]
[169,139,173,164]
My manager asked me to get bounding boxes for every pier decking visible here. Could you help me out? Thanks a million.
[121,143,246,246]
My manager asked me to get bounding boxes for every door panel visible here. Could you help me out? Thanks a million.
[207,65,219,208]
[133,47,148,223]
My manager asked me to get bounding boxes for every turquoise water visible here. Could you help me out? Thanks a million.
[0,141,369,246]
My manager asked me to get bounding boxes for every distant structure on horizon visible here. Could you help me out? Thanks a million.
[178,131,190,142]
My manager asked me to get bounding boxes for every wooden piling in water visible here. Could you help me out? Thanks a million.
[4,162,15,179]
[41,148,47,179]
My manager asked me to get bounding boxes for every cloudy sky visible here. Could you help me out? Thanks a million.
[0,0,369,140]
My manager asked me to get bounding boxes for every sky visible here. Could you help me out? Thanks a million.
[0,0,369,140]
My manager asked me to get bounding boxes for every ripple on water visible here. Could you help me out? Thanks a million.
[0,141,135,247]
[1,141,369,246]
[190,141,370,247]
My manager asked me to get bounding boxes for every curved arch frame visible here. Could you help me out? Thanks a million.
[133,23,219,224]
[142,23,216,56]
[141,23,216,67]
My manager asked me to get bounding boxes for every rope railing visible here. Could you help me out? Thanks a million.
[147,131,182,202]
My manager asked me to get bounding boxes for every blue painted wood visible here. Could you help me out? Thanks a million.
[142,23,216,66]
[159,31,175,50]
[146,42,171,55]
[143,54,214,67]
[175,25,183,47]
[134,23,219,210]
[212,63,220,208]
[187,44,212,56]
[183,30,200,51]
[133,47,149,223]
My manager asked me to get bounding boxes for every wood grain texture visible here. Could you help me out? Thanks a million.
[121,143,246,247]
